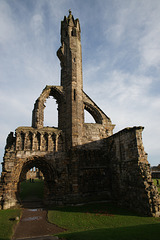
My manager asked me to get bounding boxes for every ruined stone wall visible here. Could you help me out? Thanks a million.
[82,124,109,146]
[15,127,63,153]
[103,127,160,217]
[0,127,67,209]
[26,168,44,180]
[63,127,160,216]
[77,148,111,201]
[1,125,160,216]
[0,150,70,209]
[67,127,160,216]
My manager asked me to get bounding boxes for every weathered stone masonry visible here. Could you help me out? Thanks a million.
[0,11,160,216]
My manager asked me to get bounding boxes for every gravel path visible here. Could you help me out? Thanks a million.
[12,205,65,240]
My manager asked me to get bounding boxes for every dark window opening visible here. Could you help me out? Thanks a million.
[21,132,25,150]
[44,134,48,151]
[74,89,76,101]
[71,28,76,36]
[29,132,33,150]
[36,133,41,151]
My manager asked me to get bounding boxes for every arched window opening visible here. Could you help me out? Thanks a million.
[84,109,96,123]
[35,132,41,151]
[44,133,48,151]
[71,28,76,36]
[28,132,33,150]
[44,97,58,128]
[52,134,56,152]
[58,134,63,151]
[20,132,25,150]
[84,103,103,124]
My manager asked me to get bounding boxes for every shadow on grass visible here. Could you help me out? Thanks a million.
[0,238,11,240]
[57,223,160,240]
[48,202,142,217]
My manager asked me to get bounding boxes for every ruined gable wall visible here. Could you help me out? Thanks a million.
[68,127,160,216]
[104,127,160,216]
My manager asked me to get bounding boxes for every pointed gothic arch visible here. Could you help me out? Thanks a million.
[17,156,57,204]
[32,86,65,129]
[44,96,58,127]
[84,102,103,124]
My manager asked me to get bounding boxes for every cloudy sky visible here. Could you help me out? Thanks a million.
[0,0,160,172]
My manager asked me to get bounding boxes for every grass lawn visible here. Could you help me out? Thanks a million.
[0,209,21,240]
[19,179,44,200]
[48,202,160,240]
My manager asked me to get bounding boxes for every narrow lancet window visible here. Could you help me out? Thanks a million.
[74,89,76,101]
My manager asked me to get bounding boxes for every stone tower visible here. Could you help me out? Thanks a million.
[32,10,114,148]
[0,11,160,216]
[57,10,84,147]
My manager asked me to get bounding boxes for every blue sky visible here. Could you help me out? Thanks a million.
[0,0,160,172]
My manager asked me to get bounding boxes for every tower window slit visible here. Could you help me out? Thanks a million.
[74,89,76,101]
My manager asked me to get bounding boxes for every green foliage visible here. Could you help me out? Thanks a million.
[48,203,160,240]
[0,209,21,240]
[19,179,44,200]
[153,179,160,193]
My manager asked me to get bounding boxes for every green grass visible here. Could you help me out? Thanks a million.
[153,179,160,193]
[19,179,44,200]
[0,209,21,240]
[48,203,160,240]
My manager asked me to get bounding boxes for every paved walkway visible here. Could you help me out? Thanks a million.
[12,204,65,240]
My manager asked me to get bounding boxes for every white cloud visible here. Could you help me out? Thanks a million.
[31,14,44,36]
[139,28,160,71]
[0,1,17,44]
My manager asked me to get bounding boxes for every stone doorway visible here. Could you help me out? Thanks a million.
[18,167,44,207]
[16,157,56,208]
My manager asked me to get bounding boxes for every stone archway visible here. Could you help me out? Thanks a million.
[32,86,65,129]
[17,157,56,205]
[84,102,103,124]
[1,155,58,209]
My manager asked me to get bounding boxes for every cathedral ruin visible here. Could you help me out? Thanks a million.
[0,11,160,216]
